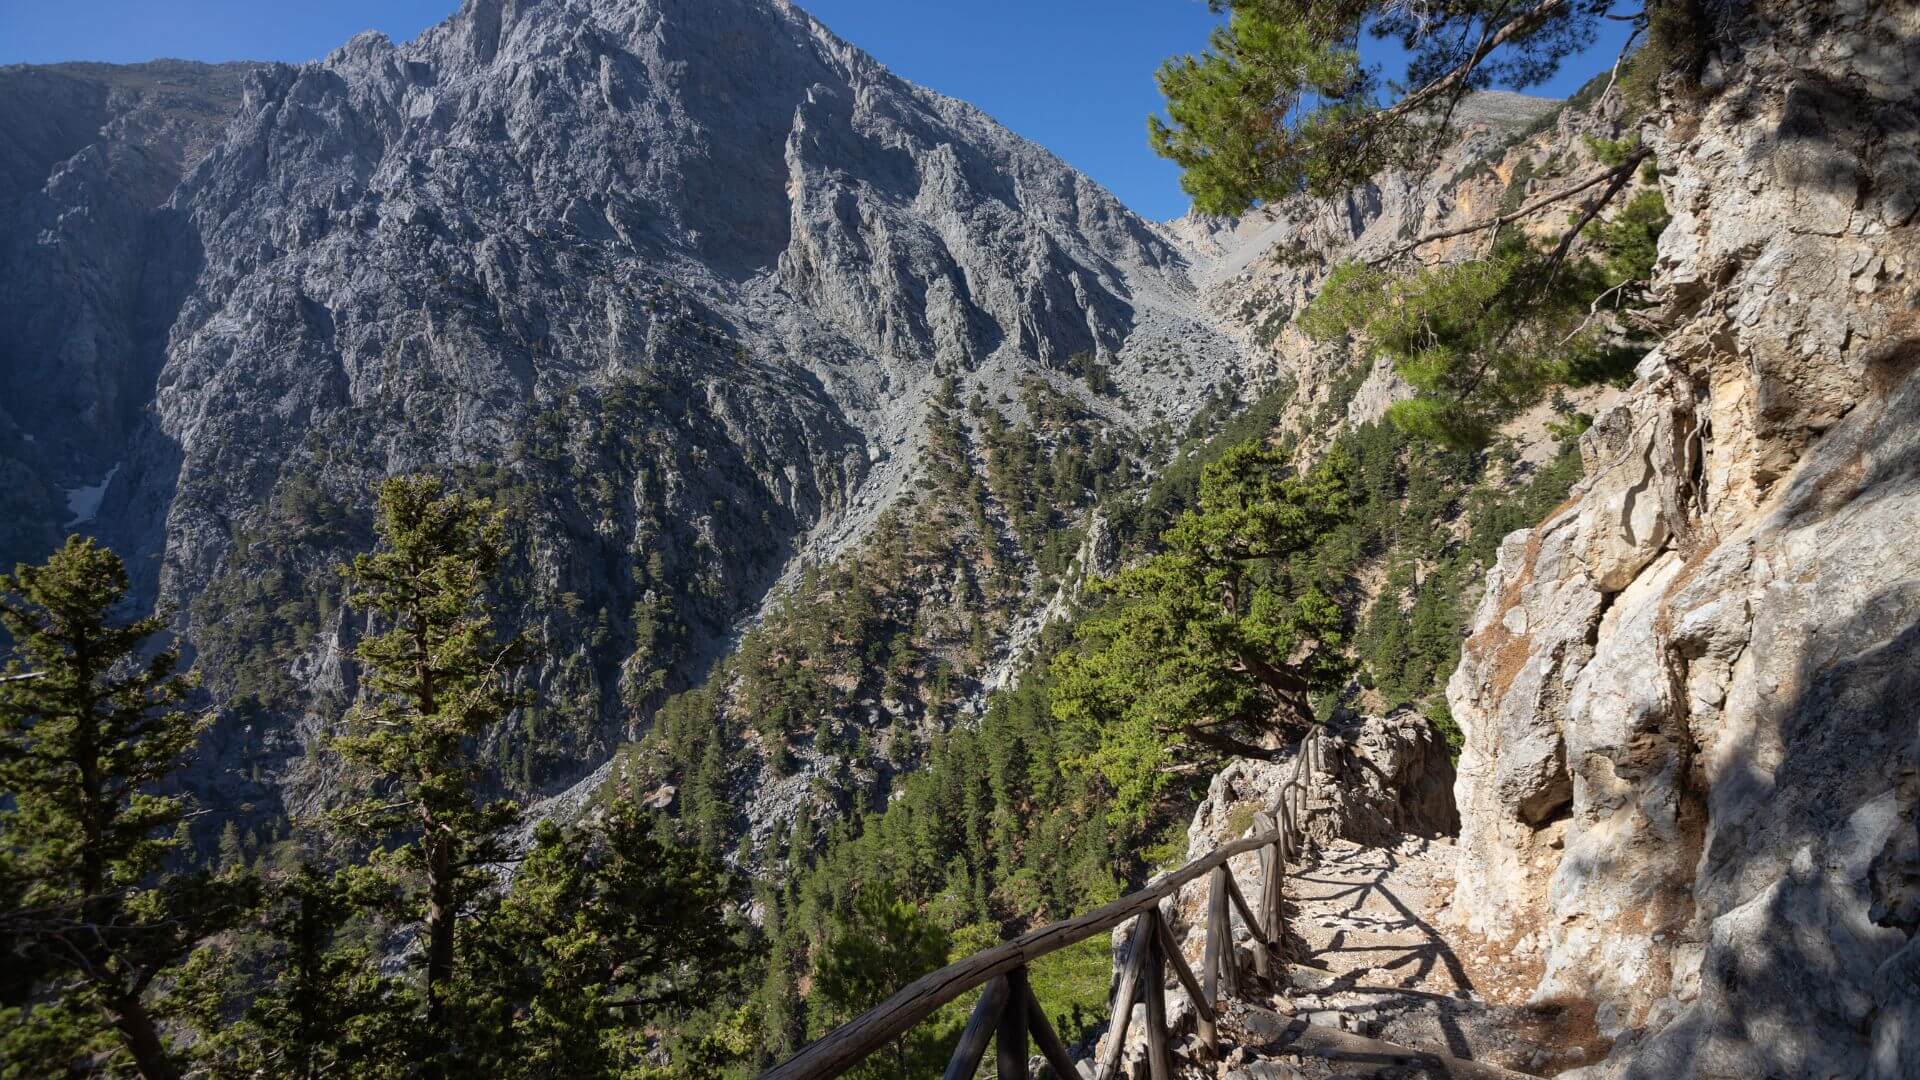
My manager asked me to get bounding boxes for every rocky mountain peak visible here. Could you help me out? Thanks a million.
[0,0,1248,823]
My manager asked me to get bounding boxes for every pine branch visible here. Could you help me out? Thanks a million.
[1374,149,1649,264]
[1180,724,1280,761]
[1556,278,1636,346]
[1379,0,1572,123]
[1546,146,1651,280]
[1600,17,1648,105]
[1424,0,1516,153]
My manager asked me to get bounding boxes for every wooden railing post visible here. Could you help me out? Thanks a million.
[943,975,1010,1080]
[1287,761,1305,858]
[998,967,1031,1080]
[1255,809,1285,973]
[1202,869,1224,1020]
[1093,911,1156,1080]
[1266,827,1287,970]
[1207,865,1240,999]
[1224,870,1270,981]
[1152,910,1217,1060]
[1025,989,1080,1080]
[1142,922,1174,1080]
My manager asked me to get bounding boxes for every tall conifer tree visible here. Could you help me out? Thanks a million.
[1052,444,1352,822]
[0,537,253,1080]
[329,476,529,1066]
[1153,0,1690,443]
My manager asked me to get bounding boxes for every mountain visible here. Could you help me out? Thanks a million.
[0,60,252,563]
[7,1,1916,1076]
[0,0,1247,826]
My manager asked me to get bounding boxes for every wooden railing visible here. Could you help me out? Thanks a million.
[761,727,1330,1080]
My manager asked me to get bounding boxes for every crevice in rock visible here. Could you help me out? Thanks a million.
[1520,743,1575,830]
[1870,767,1920,937]
[1679,398,1709,524]
[1585,586,1618,649]
[1618,428,1660,550]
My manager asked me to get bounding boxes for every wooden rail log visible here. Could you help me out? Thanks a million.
[1224,869,1270,981]
[1093,909,1155,1080]
[1152,910,1216,1057]
[1025,988,1080,1080]
[1205,867,1229,1003]
[942,975,1009,1080]
[1142,933,1174,1080]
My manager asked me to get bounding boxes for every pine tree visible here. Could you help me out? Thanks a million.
[0,537,255,1080]
[1299,234,1637,446]
[1051,443,1352,823]
[1153,0,1688,444]
[216,820,247,872]
[755,905,809,1062]
[307,476,750,1077]
[328,476,530,1067]
[183,864,414,1080]
[788,799,816,872]
[451,806,744,1077]
[1150,0,1632,210]
[812,890,952,1080]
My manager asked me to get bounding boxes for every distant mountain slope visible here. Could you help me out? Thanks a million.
[0,0,1247,826]
[0,60,251,564]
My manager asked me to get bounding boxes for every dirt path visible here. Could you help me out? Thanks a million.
[1218,837,1610,1078]
[1287,839,1476,1000]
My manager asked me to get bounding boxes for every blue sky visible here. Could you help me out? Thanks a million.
[0,0,1631,220]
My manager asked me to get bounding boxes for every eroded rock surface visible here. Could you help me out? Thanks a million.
[1447,2,1920,1075]
[0,60,251,565]
[1186,712,1461,855]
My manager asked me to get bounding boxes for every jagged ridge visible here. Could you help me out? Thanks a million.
[0,0,1249,829]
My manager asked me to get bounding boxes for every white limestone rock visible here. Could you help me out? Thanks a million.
[1448,2,1920,1074]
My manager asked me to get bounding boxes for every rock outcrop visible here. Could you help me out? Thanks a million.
[0,60,251,567]
[1447,2,1920,1076]
[1185,88,1638,458]
[1186,712,1461,854]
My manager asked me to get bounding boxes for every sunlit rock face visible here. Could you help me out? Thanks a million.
[1446,1,1920,1075]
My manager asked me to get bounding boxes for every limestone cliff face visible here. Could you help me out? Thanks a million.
[1447,2,1920,1075]
[1188,88,1641,460]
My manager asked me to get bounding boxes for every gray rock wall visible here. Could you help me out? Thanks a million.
[1446,2,1920,1075]
[0,61,250,567]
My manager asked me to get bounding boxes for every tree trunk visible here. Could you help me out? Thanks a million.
[79,648,177,1080]
[105,993,180,1080]
[412,581,453,1068]
[424,828,455,1033]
